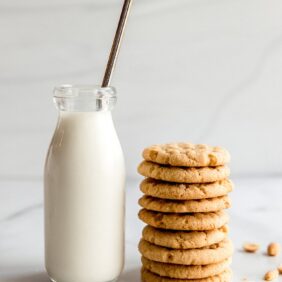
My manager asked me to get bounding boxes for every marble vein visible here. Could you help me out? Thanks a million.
[0,203,42,223]
[197,32,282,141]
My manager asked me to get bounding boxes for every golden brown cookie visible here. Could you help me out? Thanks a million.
[138,209,229,231]
[139,239,233,265]
[142,225,229,249]
[142,143,230,167]
[140,179,233,200]
[141,268,232,282]
[138,161,230,183]
[141,256,231,279]
[139,195,231,213]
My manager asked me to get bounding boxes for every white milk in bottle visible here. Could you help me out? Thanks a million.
[44,85,125,282]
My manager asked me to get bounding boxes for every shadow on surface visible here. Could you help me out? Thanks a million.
[4,272,49,282]
[119,268,140,282]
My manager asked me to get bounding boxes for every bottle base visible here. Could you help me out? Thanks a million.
[49,275,118,282]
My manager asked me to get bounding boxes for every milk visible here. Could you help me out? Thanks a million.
[44,104,125,282]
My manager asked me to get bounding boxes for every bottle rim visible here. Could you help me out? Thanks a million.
[53,84,117,112]
[53,84,116,98]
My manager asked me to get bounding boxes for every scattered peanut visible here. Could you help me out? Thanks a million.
[264,269,279,281]
[241,241,282,280]
[267,243,280,257]
[243,243,260,253]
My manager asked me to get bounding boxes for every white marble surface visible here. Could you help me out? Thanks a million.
[1,177,282,281]
[1,0,282,180]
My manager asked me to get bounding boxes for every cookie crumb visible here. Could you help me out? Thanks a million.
[243,243,260,253]
[267,243,280,257]
[264,269,279,281]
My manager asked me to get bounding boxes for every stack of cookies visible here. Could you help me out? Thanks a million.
[137,143,233,282]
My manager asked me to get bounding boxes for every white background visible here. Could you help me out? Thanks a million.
[1,0,282,179]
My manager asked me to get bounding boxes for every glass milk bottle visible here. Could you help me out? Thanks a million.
[44,85,125,282]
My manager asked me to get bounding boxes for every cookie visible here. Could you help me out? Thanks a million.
[138,209,229,231]
[142,225,229,249]
[139,239,233,265]
[140,179,233,200]
[138,161,230,183]
[139,195,231,213]
[142,143,230,167]
[141,256,231,279]
[141,268,232,282]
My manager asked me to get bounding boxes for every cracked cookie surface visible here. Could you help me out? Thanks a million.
[139,195,231,213]
[142,143,230,167]
[140,178,233,200]
[141,268,232,282]
[142,225,229,249]
[138,209,229,231]
[139,239,233,265]
[138,161,230,183]
[141,256,231,279]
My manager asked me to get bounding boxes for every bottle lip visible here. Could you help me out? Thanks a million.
[53,84,117,112]
[53,84,116,98]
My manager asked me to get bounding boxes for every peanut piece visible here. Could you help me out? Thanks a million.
[277,265,282,274]
[267,243,280,257]
[243,243,260,253]
[264,270,279,281]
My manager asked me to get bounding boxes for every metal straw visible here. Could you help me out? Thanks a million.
[101,0,133,87]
